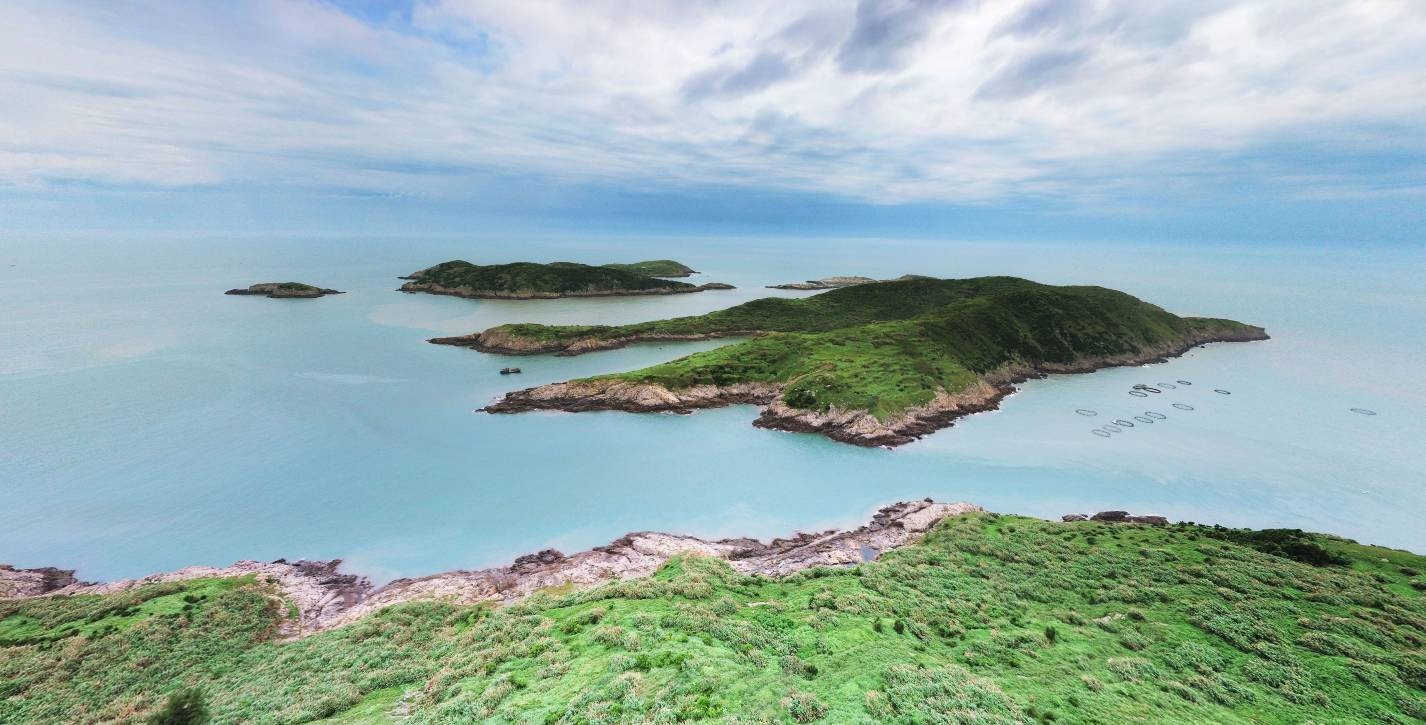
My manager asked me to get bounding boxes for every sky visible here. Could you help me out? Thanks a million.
[1,0,1424,243]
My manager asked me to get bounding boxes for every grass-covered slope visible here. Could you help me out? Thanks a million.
[600,260,697,277]
[479,277,1265,425]
[400,260,717,299]
[3,514,1423,723]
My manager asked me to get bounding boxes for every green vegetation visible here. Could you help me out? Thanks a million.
[404,260,697,295]
[599,260,696,277]
[490,277,1262,419]
[4,515,1422,723]
[148,689,210,724]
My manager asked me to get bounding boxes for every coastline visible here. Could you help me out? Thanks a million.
[484,326,1270,447]
[2,500,986,637]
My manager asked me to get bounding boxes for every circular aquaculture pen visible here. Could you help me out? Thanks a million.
[1172,403,1194,411]
[1350,408,1377,416]
[1076,409,1098,417]
[1129,390,1149,397]
[1092,429,1111,437]
[1145,411,1167,420]
[1214,389,1231,395]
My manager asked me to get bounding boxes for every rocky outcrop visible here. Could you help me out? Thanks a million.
[225,283,343,298]
[3,501,982,638]
[484,380,780,413]
[327,500,981,628]
[398,280,733,300]
[434,328,762,356]
[6,559,372,636]
[484,327,1269,447]
[1087,511,1170,525]
[0,565,85,598]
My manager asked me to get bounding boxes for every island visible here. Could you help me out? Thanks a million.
[398,259,732,300]
[224,282,343,298]
[599,259,697,277]
[4,502,1423,723]
[445,276,1268,446]
[768,274,932,290]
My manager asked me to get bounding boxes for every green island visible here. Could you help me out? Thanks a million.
[599,260,698,277]
[451,276,1267,446]
[398,260,729,300]
[3,512,1423,723]
[224,282,343,299]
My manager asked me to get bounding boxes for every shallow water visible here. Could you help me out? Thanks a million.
[2,235,1423,582]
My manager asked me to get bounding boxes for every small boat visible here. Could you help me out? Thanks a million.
[500,367,522,375]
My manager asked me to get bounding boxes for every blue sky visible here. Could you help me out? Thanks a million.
[2,0,1424,243]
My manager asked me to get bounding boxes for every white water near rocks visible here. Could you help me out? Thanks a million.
[2,235,1423,582]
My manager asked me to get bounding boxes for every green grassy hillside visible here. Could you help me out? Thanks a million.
[489,277,1263,419]
[3,514,1422,723]
[600,260,697,277]
[403,260,696,295]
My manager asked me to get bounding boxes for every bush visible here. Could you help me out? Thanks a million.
[148,689,209,725]
[783,690,826,722]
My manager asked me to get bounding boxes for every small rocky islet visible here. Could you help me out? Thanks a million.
[767,273,931,290]
[224,282,343,298]
[398,259,733,299]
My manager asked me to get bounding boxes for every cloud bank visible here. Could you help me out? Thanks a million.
[1,0,1423,208]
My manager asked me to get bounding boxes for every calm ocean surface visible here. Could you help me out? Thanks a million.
[2,235,1423,582]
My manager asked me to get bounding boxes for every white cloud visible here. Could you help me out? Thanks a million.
[0,0,1423,203]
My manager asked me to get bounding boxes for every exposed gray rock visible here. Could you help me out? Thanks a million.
[5,501,983,638]
[0,565,84,598]
[1082,511,1169,525]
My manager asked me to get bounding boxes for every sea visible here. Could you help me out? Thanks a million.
[2,235,1423,583]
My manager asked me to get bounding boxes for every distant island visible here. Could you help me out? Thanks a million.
[4,502,1423,723]
[398,259,732,299]
[599,259,697,277]
[224,282,343,298]
[445,276,1268,446]
[768,274,931,290]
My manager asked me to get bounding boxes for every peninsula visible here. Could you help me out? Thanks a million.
[224,282,343,298]
[398,259,731,300]
[4,503,1423,723]
[450,276,1267,446]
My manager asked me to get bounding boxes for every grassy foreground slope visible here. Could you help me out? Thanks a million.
[400,260,712,298]
[4,514,1424,723]
[486,277,1263,420]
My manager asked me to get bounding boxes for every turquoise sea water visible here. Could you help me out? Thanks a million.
[2,235,1424,582]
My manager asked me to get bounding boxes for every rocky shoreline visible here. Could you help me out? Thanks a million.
[484,327,1269,447]
[2,501,984,636]
[398,280,734,300]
